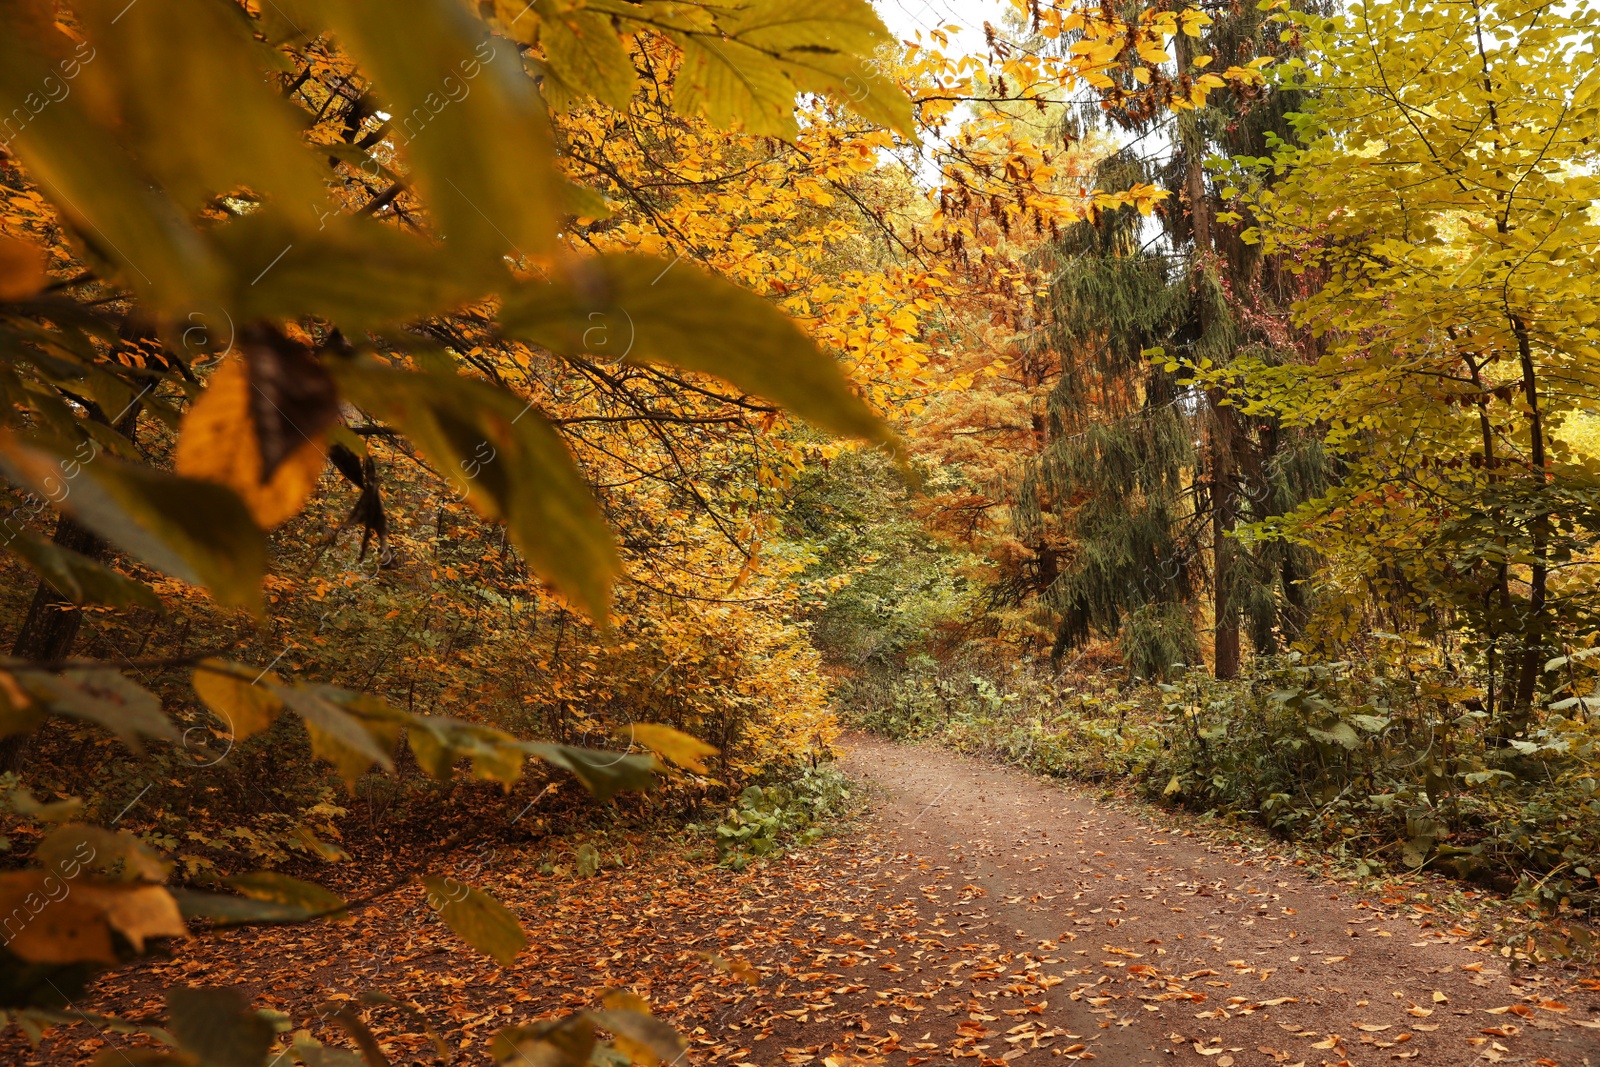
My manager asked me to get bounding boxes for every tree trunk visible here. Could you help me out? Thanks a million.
[1510,317,1548,723]
[1210,401,1241,680]
[1280,552,1307,639]
[1177,18,1235,679]
[1469,22,1546,726]
[10,514,106,662]
[0,514,109,772]
[1459,343,1515,723]
[1,398,141,773]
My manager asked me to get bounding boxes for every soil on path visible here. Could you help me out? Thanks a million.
[838,736,1600,1066]
[5,735,1598,1067]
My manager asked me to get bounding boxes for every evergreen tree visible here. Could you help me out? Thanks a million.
[1015,0,1330,680]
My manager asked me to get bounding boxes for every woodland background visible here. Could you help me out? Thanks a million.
[0,0,1598,1061]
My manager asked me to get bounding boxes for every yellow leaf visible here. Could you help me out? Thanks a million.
[699,952,761,986]
[594,998,686,1067]
[227,871,350,923]
[192,659,283,741]
[274,684,395,788]
[601,989,651,1015]
[420,876,527,965]
[0,433,266,611]
[626,723,717,773]
[535,1,638,110]
[0,670,44,739]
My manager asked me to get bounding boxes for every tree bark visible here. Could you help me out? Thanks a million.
[1210,402,1241,680]
[1510,317,1548,722]
[1,399,141,773]
[1457,342,1515,722]
[1470,12,1545,724]
[0,514,109,772]
[1176,17,1236,679]
[9,514,106,661]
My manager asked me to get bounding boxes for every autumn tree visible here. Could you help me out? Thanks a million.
[1223,0,1600,727]
[0,0,915,1051]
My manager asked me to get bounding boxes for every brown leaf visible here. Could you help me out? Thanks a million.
[0,236,47,300]
[241,324,339,477]
[0,872,185,963]
[176,353,327,527]
[75,882,188,951]
[0,871,115,963]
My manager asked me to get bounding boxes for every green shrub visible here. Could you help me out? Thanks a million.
[846,651,1600,916]
[711,763,854,868]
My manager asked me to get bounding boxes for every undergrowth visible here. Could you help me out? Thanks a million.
[844,648,1600,938]
[700,762,857,869]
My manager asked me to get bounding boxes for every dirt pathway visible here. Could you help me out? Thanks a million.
[5,736,1598,1067]
[837,736,1600,1066]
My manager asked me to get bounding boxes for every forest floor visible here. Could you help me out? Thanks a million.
[8,736,1600,1067]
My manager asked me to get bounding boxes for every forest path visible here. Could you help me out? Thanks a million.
[8,737,1600,1067]
[836,735,1600,1066]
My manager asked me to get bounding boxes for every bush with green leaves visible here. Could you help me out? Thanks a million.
[846,647,1600,919]
[712,763,854,869]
